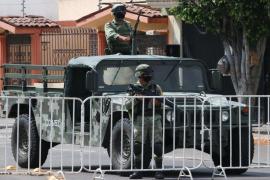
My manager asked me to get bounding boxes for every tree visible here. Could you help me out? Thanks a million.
[170,0,270,95]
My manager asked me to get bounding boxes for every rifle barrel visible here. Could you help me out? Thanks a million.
[131,10,142,55]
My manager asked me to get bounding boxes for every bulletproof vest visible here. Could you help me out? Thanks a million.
[107,21,132,55]
[134,83,161,116]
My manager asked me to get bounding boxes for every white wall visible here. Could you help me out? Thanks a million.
[0,0,58,20]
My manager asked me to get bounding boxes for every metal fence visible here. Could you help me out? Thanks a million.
[0,96,83,175]
[202,95,269,171]
[137,34,167,56]
[6,35,31,65]
[81,96,204,173]
[41,27,98,66]
[0,95,270,179]
[40,28,98,81]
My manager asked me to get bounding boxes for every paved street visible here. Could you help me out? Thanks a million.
[1,167,270,180]
[1,119,270,179]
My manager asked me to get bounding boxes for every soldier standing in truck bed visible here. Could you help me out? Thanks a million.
[104,4,132,55]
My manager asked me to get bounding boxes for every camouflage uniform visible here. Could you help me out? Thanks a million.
[126,82,163,146]
[104,4,132,55]
[105,20,132,55]
[125,64,164,178]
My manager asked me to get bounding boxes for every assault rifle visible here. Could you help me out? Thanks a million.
[127,84,174,107]
[131,9,142,55]
[127,84,158,96]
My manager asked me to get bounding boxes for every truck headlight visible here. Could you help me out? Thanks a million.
[221,111,229,122]
[166,111,175,122]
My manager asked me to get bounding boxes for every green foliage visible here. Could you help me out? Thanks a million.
[170,0,270,44]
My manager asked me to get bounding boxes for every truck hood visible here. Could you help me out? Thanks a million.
[163,92,246,108]
[103,92,246,108]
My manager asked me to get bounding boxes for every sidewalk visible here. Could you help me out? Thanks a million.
[253,125,270,145]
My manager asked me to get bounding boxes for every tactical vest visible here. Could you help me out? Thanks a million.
[134,83,162,116]
[107,21,132,55]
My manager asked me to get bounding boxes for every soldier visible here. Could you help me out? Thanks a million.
[126,64,164,179]
[104,4,132,55]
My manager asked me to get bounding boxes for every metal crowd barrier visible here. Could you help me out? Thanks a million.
[0,96,83,175]
[81,95,204,173]
[0,95,269,179]
[202,95,270,172]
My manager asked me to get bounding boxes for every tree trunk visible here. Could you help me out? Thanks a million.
[223,35,267,98]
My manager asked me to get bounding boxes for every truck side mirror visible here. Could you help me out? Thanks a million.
[86,70,98,92]
[210,69,222,91]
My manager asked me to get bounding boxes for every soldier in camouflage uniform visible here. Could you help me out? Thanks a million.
[104,4,132,55]
[126,64,164,179]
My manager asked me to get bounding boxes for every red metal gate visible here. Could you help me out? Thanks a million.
[6,35,31,64]
[41,27,98,66]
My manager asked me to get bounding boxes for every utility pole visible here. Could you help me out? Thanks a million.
[21,0,26,17]
[98,0,102,10]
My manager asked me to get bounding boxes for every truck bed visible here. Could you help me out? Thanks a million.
[1,64,65,95]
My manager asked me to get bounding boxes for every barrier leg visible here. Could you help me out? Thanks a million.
[178,166,193,180]
[92,168,105,180]
[56,171,66,180]
[211,166,227,180]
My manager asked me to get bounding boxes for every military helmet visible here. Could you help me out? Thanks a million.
[135,64,153,78]
[111,4,126,13]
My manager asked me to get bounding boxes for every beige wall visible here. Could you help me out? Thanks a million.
[168,15,182,57]
[58,0,100,20]
[168,15,181,45]
[101,0,144,3]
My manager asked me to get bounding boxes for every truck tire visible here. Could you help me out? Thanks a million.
[110,118,151,170]
[212,127,254,174]
[11,114,50,168]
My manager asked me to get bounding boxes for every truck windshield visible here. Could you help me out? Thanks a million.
[101,64,206,92]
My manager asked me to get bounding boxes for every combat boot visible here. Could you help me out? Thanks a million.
[129,159,143,179]
[129,171,143,179]
[154,157,164,179]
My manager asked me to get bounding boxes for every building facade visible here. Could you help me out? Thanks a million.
[58,0,100,20]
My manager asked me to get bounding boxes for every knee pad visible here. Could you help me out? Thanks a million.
[134,142,142,156]
[154,143,163,157]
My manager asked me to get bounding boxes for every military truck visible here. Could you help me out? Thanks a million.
[1,55,254,174]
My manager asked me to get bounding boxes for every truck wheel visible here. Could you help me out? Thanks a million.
[110,118,151,169]
[11,114,50,168]
[212,127,254,174]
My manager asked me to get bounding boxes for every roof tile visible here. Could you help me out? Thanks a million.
[76,4,166,23]
[126,5,164,18]
[0,15,60,28]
